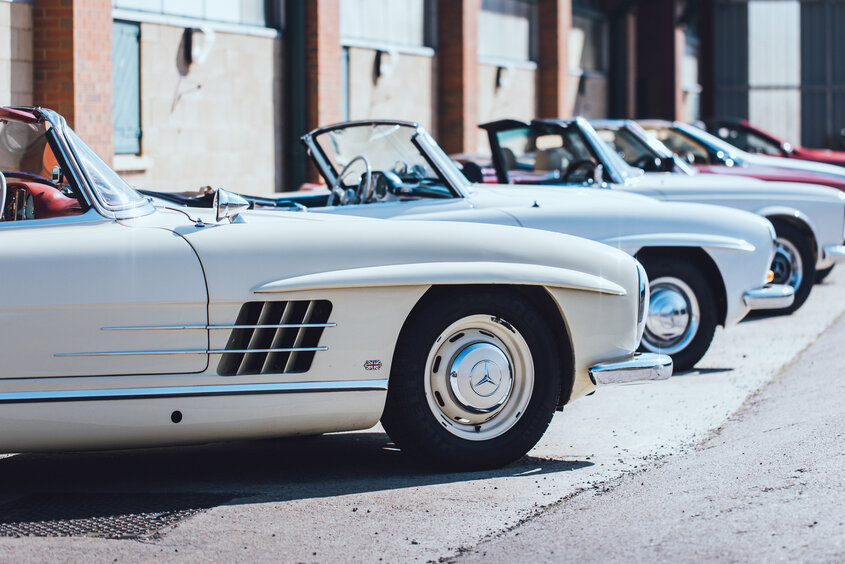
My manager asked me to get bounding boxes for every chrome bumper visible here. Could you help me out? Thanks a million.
[823,244,845,263]
[588,353,673,385]
[743,284,795,310]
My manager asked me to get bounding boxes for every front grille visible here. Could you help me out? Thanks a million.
[217,300,333,376]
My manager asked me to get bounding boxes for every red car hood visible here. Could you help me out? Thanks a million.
[695,164,845,192]
[792,146,845,166]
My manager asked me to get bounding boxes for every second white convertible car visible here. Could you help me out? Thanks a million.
[151,120,793,372]
[0,106,670,470]
[475,117,845,313]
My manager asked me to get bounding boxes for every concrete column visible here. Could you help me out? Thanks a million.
[33,0,113,160]
[536,0,572,118]
[436,0,479,155]
[635,0,683,120]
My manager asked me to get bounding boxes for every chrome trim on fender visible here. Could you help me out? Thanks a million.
[56,346,327,357]
[823,244,845,263]
[101,323,337,331]
[588,353,673,385]
[743,284,795,310]
[0,379,388,404]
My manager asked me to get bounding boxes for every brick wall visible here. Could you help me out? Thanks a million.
[305,0,341,132]
[116,23,283,195]
[436,0,480,155]
[536,0,571,118]
[33,0,112,160]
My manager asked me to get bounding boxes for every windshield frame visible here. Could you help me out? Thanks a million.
[37,108,153,219]
[301,120,468,199]
[671,122,748,166]
[571,117,644,184]
[596,120,698,176]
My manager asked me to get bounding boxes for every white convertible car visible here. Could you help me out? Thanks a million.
[590,119,845,294]
[0,106,671,470]
[477,118,845,313]
[151,120,792,372]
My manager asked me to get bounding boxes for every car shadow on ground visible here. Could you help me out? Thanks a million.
[0,432,593,526]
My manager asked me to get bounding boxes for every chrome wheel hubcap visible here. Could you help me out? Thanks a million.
[425,315,533,441]
[448,342,513,413]
[771,237,803,291]
[642,277,700,355]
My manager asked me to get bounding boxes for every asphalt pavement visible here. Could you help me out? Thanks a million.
[0,269,843,563]
[460,299,845,562]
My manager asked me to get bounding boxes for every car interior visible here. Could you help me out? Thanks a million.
[0,120,85,221]
[494,126,604,184]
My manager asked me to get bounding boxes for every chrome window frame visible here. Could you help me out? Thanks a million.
[301,119,469,199]
[38,108,154,220]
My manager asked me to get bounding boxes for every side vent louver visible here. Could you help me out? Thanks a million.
[217,300,333,376]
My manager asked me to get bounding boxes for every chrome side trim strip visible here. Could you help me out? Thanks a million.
[101,323,337,331]
[55,347,328,357]
[0,379,389,404]
[588,353,673,385]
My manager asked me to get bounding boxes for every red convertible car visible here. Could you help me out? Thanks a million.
[705,119,845,168]
[638,120,845,193]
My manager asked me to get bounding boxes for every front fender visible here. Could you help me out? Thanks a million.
[755,205,823,265]
[252,261,627,296]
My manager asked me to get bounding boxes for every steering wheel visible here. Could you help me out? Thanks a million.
[562,159,597,183]
[0,170,6,221]
[327,155,372,206]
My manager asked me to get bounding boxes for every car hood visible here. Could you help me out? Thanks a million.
[455,182,775,253]
[794,146,845,164]
[134,208,638,301]
[634,172,845,203]
[744,153,845,178]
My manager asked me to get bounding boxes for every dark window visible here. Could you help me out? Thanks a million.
[112,21,141,155]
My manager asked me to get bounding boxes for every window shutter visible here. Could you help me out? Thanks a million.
[112,22,142,155]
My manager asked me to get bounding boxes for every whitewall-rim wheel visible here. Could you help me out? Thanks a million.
[772,236,804,291]
[642,276,701,355]
[424,315,534,442]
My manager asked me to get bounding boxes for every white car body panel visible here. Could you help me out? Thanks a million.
[628,173,845,269]
[305,183,774,327]
[0,207,645,452]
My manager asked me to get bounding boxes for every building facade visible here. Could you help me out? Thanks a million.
[1,0,841,194]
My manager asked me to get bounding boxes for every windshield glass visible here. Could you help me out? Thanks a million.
[674,123,746,164]
[66,128,146,209]
[0,119,54,179]
[711,123,783,155]
[493,124,610,184]
[313,123,454,197]
[595,125,696,175]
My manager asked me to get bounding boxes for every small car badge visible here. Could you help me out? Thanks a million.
[364,360,382,371]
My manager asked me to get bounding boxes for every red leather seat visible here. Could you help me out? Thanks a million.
[8,181,83,219]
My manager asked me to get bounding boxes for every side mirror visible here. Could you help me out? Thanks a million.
[781,142,793,155]
[213,188,249,223]
[51,166,63,184]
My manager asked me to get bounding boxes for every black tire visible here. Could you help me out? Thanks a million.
[815,265,834,283]
[381,289,562,471]
[770,219,815,314]
[637,258,718,372]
